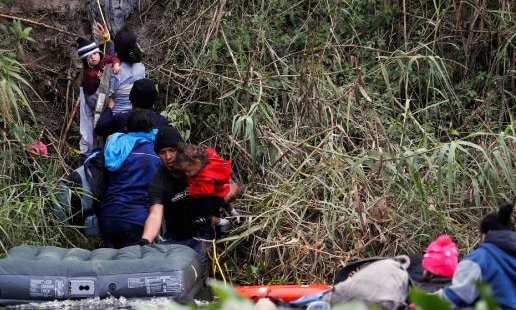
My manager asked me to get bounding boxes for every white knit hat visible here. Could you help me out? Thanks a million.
[77,37,101,59]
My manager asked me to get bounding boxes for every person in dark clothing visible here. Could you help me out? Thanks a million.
[98,110,161,248]
[436,202,515,309]
[140,126,240,279]
[95,78,168,139]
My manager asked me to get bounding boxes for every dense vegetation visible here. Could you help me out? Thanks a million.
[0,0,514,285]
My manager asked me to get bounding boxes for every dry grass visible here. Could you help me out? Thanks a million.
[141,0,515,284]
[0,0,514,284]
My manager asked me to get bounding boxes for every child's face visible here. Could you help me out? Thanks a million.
[181,160,202,178]
[87,52,101,66]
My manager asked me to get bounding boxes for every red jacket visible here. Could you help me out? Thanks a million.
[187,148,231,198]
[82,54,120,95]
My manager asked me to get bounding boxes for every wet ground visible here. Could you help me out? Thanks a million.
[2,287,214,310]
[3,296,211,310]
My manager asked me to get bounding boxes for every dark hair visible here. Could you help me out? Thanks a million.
[176,143,208,168]
[129,78,157,109]
[480,202,515,234]
[126,110,153,133]
[113,26,142,64]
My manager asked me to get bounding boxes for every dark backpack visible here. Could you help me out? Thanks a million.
[53,151,107,235]
[83,150,107,210]
[333,255,451,292]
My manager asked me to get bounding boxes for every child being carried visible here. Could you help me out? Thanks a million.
[77,37,121,97]
[176,143,240,231]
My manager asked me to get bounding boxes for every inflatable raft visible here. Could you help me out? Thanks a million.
[0,244,202,305]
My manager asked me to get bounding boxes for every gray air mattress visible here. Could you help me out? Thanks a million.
[0,244,202,305]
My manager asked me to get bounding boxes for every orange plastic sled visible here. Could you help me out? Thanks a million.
[235,284,332,302]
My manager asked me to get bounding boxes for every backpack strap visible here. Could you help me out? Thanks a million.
[333,257,384,285]
[83,151,107,214]
[93,63,112,126]
[92,63,112,149]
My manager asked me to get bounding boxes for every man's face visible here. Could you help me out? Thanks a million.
[158,147,178,171]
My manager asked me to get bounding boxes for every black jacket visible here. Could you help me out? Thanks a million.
[94,107,169,138]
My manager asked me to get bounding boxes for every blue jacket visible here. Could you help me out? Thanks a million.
[438,230,516,309]
[99,141,161,227]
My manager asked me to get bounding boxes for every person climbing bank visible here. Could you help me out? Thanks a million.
[106,26,145,114]
[97,110,160,248]
[95,78,168,139]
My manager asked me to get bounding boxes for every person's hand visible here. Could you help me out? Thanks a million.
[228,207,241,224]
[139,238,151,246]
[224,183,240,203]
[107,97,115,109]
[92,22,110,43]
[256,298,277,310]
[112,62,120,74]
[218,218,231,233]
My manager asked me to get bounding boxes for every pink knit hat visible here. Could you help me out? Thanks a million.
[422,235,459,278]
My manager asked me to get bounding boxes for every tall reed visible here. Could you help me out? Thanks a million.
[149,0,515,283]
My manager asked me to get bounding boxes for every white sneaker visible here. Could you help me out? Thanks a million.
[218,218,230,233]
[229,209,240,217]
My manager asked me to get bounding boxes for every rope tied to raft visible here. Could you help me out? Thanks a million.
[212,238,227,285]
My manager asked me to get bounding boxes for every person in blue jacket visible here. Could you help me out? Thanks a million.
[436,202,515,309]
[98,110,161,248]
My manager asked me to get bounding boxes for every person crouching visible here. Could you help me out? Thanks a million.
[436,202,515,308]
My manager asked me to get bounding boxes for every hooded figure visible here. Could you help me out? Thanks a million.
[436,202,516,309]
[107,26,145,114]
[97,110,161,248]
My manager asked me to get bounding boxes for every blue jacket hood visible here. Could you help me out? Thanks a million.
[483,230,516,256]
[104,129,158,171]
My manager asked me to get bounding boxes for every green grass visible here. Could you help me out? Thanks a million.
[0,24,92,253]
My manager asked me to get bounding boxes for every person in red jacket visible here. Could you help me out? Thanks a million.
[175,143,240,231]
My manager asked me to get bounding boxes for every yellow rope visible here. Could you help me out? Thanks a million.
[212,238,227,285]
[95,0,110,54]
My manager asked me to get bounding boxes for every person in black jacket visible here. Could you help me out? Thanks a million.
[95,78,168,139]
[140,127,240,280]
